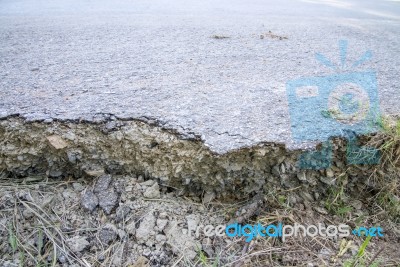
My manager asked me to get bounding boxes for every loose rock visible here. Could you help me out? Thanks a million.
[81,190,98,212]
[143,183,160,199]
[136,212,156,244]
[97,188,119,214]
[99,223,118,244]
[94,174,113,193]
[116,204,131,222]
[66,236,90,253]
[46,135,68,150]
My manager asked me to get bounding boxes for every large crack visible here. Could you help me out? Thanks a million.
[0,116,381,199]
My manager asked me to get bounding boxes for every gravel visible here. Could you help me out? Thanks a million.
[0,172,398,266]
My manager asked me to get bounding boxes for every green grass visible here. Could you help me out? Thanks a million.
[343,236,381,267]
[194,248,220,267]
[8,224,17,253]
[324,174,353,217]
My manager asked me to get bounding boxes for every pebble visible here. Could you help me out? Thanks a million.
[203,191,215,203]
[116,204,131,222]
[66,236,90,253]
[142,248,152,257]
[156,219,168,232]
[97,188,119,214]
[126,220,137,235]
[22,209,34,219]
[136,212,156,243]
[81,190,98,212]
[72,182,84,192]
[326,169,334,178]
[99,224,118,244]
[297,172,307,182]
[84,169,105,177]
[143,183,160,199]
[94,175,113,193]
[320,176,335,185]
[46,135,68,150]
[140,179,155,187]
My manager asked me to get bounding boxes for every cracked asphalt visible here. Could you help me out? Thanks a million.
[1,0,400,153]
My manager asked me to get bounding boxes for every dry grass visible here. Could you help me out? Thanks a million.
[369,116,400,169]
[366,116,400,221]
[0,177,92,267]
[182,175,400,267]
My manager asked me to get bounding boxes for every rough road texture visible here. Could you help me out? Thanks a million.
[1,0,400,153]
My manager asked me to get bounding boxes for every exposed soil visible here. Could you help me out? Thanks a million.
[0,174,399,267]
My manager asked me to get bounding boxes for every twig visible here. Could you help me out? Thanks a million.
[234,242,250,267]
[367,246,384,267]
[228,193,263,224]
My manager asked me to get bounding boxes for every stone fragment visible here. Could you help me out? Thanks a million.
[46,135,68,149]
[99,223,118,244]
[143,183,160,199]
[136,212,156,244]
[90,174,120,214]
[66,236,90,253]
[116,204,131,222]
[126,220,137,236]
[81,190,98,212]
[156,219,168,232]
[97,189,119,214]
[164,221,201,260]
[203,191,215,203]
[94,175,113,193]
[84,169,105,177]
[320,176,335,185]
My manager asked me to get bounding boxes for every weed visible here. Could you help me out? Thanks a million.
[357,235,372,258]
[343,236,381,267]
[325,174,353,217]
[189,248,222,267]
[197,249,209,266]
[8,224,17,253]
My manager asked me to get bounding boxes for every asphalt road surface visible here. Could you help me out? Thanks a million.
[1,0,399,153]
